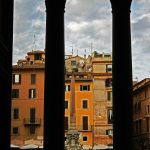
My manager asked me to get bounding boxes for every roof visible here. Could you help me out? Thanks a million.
[133,78,150,92]
[65,55,85,60]
[13,64,45,70]
[27,50,45,55]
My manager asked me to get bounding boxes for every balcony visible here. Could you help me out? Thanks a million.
[65,125,93,132]
[24,118,41,126]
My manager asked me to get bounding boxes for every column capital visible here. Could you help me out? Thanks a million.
[110,0,132,13]
[45,0,66,12]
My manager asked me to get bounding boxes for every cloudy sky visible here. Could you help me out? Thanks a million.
[13,0,150,81]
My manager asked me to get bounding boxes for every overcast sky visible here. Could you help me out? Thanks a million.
[13,0,150,81]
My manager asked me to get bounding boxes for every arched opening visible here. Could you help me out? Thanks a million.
[2,0,148,149]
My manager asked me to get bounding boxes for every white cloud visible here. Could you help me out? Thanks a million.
[13,0,150,81]
[13,0,46,64]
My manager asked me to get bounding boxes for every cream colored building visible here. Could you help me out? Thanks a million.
[133,78,150,150]
[92,52,113,145]
[65,52,113,147]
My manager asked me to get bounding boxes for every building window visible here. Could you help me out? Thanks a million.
[64,101,68,109]
[107,91,112,101]
[31,74,36,84]
[106,129,113,136]
[12,74,21,84]
[80,85,90,91]
[12,127,19,135]
[135,121,138,135]
[13,108,19,119]
[12,89,19,99]
[71,60,76,66]
[105,78,112,87]
[146,105,150,115]
[107,109,113,124]
[34,54,42,60]
[106,64,112,73]
[82,116,88,130]
[29,89,36,99]
[134,103,137,113]
[83,136,87,141]
[65,85,70,91]
[65,117,68,130]
[145,87,148,98]
[82,100,88,109]
[146,117,149,132]
[30,126,36,134]
[139,119,142,134]
[137,102,141,113]
[30,108,36,123]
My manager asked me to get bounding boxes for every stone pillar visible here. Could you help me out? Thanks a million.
[44,1,66,150]
[110,0,133,149]
[70,74,76,129]
[65,74,82,150]
[0,1,14,150]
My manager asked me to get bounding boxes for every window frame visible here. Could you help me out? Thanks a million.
[12,127,19,135]
[80,85,90,91]
[12,74,21,84]
[64,116,68,130]
[82,136,88,141]
[106,64,112,73]
[82,99,88,109]
[107,91,112,101]
[65,85,70,91]
[82,116,88,130]
[12,108,19,119]
[29,89,36,99]
[107,109,113,124]
[31,74,36,84]
[64,100,68,109]
[12,89,19,99]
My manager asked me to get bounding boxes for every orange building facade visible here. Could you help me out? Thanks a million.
[11,51,45,145]
[11,50,113,148]
[65,72,93,147]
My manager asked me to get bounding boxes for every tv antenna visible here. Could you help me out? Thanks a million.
[70,46,73,55]
[91,43,93,55]
[76,49,78,56]
[32,33,36,51]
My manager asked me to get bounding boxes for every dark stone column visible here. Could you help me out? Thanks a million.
[110,1,133,149]
[44,1,66,150]
[0,0,14,150]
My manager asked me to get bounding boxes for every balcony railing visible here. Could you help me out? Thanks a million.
[24,118,41,125]
[65,125,93,131]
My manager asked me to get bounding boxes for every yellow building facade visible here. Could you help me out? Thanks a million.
[65,72,93,147]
